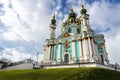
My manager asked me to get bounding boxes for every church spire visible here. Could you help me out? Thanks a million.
[49,14,56,39]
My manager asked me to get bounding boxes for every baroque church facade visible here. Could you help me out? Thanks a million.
[43,5,109,65]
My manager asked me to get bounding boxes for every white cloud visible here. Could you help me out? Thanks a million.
[0,48,43,62]
[88,1,120,31]
[0,0,56,42]
[105,27,120,64]
[0,0,61,62]
[0,48,31,62]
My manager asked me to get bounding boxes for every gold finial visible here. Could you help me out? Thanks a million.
[70,7,73,13]
[81,0,84,5]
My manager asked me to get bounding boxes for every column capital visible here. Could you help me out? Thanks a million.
[72,40,76,42]
[58,42,62,45]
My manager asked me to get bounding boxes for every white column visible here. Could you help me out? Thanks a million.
[82,39,89,60]
[50,46,53,60]
[79,40,83,57]
[85,39,90,58]
[88,38,93,57]
[91,39,98,61]
[83,19,86,26]
[72,41,76,60]
[91,39,95,56]
[82,39,87,59]
[57,44,61,61]
[102,45,108,65]
[48,46,51,60]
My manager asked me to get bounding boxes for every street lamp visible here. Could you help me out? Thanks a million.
[115,62,118,71]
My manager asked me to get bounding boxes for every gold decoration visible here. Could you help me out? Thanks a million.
[64,32,69,37]
[64,40,70,52]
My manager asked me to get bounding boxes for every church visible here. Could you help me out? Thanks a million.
[42,4,109,66]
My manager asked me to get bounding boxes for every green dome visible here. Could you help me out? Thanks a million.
[69,8,76,19]
[51,19,56,25]
[51,15,56,25]
[80,9,87,14]
[69,12,76,18]
[80,5,87,15]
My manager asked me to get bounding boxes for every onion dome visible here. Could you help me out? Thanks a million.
[80,4,87,15]
[69,8,76,19]
[51,14,56,25]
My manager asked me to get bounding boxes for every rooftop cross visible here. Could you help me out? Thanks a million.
[81,0,85,8]
[70,7,74,13]
[53,13,55,19]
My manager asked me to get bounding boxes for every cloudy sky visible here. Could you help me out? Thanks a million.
[0,0,120,64]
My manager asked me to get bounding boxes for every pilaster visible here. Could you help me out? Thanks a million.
[88,38,93,58]
[72,40,76,61]
[48,46,51,60]
[91,39,98,61]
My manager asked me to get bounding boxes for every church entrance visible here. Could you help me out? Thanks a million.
[64,54,69,63]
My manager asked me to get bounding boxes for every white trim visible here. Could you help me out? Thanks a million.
[57,44,61,62]
[88,38,93,57]
[91,39,98,60]
[82,39,87,59]
[85,39,90,58]
[48,46,51,60]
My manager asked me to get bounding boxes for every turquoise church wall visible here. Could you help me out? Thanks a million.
[50,47,52,59]
[60,43,64,63]
[69,42,72,59]
[75,40,80,62]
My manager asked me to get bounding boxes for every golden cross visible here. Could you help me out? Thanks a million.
[81,0,84,5]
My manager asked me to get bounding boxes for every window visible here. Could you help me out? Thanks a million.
[68,28,71,33]
[77,28,80,33]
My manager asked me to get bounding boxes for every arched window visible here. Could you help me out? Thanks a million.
[77,28,80,33]
[68,28,71,33]
[71,19,73,23]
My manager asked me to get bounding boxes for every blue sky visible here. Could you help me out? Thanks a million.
[0,0,120,64]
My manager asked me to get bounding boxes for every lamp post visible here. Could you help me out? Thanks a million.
[115,62,118,71]
[36,52,39,64]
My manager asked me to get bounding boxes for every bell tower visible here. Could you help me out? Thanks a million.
[79,4,97,61]
[80,4,93,33]
[49,14,56,39]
